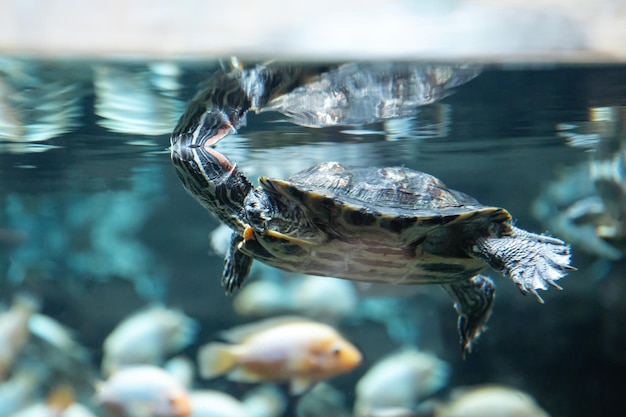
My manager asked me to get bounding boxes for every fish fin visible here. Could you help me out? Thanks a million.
[197,342,237,379]
[126,402,157,417]
[289,377,316,395]
[242,385,287,416]
[219,316,313,343]
[226,366,263,383]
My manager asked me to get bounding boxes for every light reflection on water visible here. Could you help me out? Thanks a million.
[0,59,625,417]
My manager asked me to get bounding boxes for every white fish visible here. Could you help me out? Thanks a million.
[8,402,98,417]
[6,384,74,417]
[288,275,358,320]
[233,274,358,320]
[94,365,191,417]
[62,403,102,417]
[295,382,352,417]
[232,280,291,317]
[359,408,420,417]
[28,313,88,362]
[6,404,60,417]
[102,305,197,375]
[188,385,284,417]
[163,356,195,389]
[240,385,286,417]
[0,294,39,380]
[197,317,362,394]
[436,385,551,417]
[188,391,246,417]
[354,347,449,417]
[0,368,41,417]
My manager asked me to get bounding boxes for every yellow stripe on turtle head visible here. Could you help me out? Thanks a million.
[263,229,317,247]
[258,177,293,197]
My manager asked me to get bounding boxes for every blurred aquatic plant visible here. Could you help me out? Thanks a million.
[2,164,167,300]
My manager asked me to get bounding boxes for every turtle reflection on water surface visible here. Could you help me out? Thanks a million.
[170,111,573,355]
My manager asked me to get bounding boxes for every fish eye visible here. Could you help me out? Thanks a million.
[331,346,342,356]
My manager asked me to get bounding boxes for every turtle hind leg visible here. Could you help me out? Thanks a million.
[469,226,574,303]
[442,274,495,358]
[222,233,253,294]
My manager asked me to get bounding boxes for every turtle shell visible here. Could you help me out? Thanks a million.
[259,162,512,248]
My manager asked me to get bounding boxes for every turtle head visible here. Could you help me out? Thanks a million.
[171,107,236,150]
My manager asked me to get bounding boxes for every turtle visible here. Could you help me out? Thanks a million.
[170,110,573,356]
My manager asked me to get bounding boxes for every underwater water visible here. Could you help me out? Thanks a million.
[0,59,625,417]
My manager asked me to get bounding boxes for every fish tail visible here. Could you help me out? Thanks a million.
[197,342,237,379]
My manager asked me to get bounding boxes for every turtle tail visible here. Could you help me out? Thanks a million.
[469,226,574,303]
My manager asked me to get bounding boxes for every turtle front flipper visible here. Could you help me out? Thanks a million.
[222,232,253,293]
[442,275,495,357]
[468,227,574,302]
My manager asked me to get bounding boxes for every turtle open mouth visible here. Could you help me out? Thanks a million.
[171,108,236,149]
[201,121,235,148]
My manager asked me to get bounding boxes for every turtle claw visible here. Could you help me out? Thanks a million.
[529,288,545,304]
[222,259,236,294]
[470,227,573,303]
[548,280,564,291]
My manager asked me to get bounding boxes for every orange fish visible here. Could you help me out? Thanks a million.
[197,316,362,394]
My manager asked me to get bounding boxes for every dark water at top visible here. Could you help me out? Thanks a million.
[0,59,625,417]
